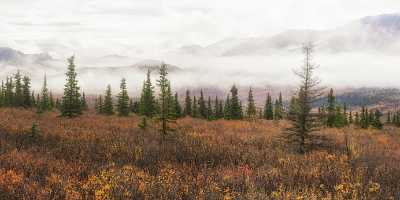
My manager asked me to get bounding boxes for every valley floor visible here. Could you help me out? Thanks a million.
[0,108,399,199]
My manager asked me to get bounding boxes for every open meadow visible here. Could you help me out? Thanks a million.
[0,108,399,199]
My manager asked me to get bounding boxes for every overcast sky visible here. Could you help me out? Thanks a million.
[1,0,399,56]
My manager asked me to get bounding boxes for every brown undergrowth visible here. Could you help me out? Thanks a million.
[0,108,399,199]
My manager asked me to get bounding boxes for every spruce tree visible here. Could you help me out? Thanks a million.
[103,85,114,115]
[31,91,36,107]
[349,111,353,124]
[36,94,40,108]
[130,99,140,114]
[157,63,175,135]
[183,90,192,116]
[81,92,88,111]
[166,82,175,119]
[360,107,370,129]
[326,88,336,127]
[37,75,51,113]
[117,78,130,116]
[229,85,242,120]
[207,96,213,120]
[49,92,55,109]
[14,71,23,107]
[274,93,284,120]
[173,92,182,118]
[343,103,348,126]
[139,70,156,117]
[96,95,104,114]
[0,81,4,107]
[355,112,360,126]
[284,43,324,153]
[372,110,383,129]
[198,89,207,118]
[224,95,231,120]
[61,56,82,117]
[192,96,199,118]
[214,96,223,119]
[264,93,274,120]
[22,76,32,107]
[55,98,61,110]
[246,87,257,119]
[217,100,223,119]
[5,77,14,107]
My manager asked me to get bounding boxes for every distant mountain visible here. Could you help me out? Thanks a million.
[0,47,53,65]
[130,59,181,72]
[176,13,400,56]
[315,87,400,111]
[361,14,400,34]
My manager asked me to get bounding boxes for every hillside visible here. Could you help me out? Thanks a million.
[315,87,400,110]
[0,108,399,199]
[176,13,400,56]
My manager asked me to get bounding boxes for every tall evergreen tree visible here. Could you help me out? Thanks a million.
[183,90,192,116]
[117,78,130,116]
[130,99,140,114]
[326,88,336,127]
[224,95,231,120]
[4,77,14,107]
[139,70,156,117]
[207,96,213,120]
[173,92,182,118]
[229,85,242,120]
[387,111,391,124]
[22,76,32,107]
[274,92,284,120]
[55,98,61,110]
[263,93,274,120]
[246,87,257,119]
[14,71,23,107]
[37,75,51,113]
[0,81,4,107]
[284,43,323,153]
[49,92,55,109]
[355,112,360,126]
[157,63,175,135]
[192,96,199,118]
[371,110,383,129]
[166,82,175,118]
[349,111,353,124]
[360,107,369,129]
[214,96,223,119]
[61,56,82,117]
[198,89,207,118]
[103,85,114,115]
[31,91,36,107]
[96,95,104,114]
[81,92,88,111]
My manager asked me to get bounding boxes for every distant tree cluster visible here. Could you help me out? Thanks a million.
[0,71,34,108]
[387,111,400,127]
[318,88,382,130]
[0,71,57,112]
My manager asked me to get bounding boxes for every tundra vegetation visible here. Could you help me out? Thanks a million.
[0,44,398,199]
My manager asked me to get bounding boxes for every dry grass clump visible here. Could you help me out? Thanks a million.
[0,108,399,199]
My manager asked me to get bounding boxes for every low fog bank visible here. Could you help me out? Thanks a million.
[1,50,400,101]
